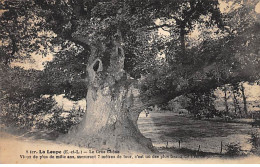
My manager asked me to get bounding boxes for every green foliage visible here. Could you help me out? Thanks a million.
[249,132,260,150]
[0,64,44,103]
[0,62,85,132]
[0,95,85,133]
[2,0,252,103]
[0,0,258,100]
[0,0,57,65]
[249,131,260,156]
[0,96,56,129]
[43,43,88,101]
[220,0,260,83]
[251,119,260,128]
[186,91,217,117]
[167,95,191,112]
[35,106,85,134]
[225,142,243,156]
[140,64,177,100]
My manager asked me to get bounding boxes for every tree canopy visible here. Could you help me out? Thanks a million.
[0,0,259,102]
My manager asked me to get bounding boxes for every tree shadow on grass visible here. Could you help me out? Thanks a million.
[1,125,61,141]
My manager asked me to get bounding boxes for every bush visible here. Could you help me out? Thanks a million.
[225,143,243,156]
[167,95,191,112]
[251,119,260,127]
[35,106,85,133]
[249,131,260,155]
[0,97,56,129]
[0,96,85,134]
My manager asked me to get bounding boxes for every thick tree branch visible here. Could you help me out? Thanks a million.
[147,24,173,30]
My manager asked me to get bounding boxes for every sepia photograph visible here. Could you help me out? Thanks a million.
[0,0,260,164]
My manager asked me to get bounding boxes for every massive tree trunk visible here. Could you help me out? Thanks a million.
[59,29,155,153]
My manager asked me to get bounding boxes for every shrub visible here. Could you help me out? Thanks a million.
[0,97,56,129]
[0,96,85,134]
[35,106,85,133]
[249,131,260,155]
[251,119,260,127]
[225,143,243,156]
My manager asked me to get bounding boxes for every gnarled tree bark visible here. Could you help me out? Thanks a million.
[59,29,156,153]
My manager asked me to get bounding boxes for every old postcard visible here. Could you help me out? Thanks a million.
[0,0,260,164]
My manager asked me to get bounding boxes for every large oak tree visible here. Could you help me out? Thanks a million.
[1,0,259,153]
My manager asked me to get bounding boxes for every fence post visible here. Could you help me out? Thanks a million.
[166,141,168,148]
[220,141,223,154]
[178,140,181,149]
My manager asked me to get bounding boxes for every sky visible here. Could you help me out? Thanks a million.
[256,1,260,13]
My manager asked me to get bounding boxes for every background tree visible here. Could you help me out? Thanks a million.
[232,84,242,117]
[0,0,59,66]
[153,0,223,64]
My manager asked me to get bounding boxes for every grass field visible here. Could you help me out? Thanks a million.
[138,111,260,154]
